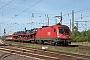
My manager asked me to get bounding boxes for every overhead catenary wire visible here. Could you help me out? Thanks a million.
[2,0,27,16]
[0,0,90,20]
[63,7,90,16]
[75,15,90,20]
[2,0,90,21]
[62,7,90,22]
[0,0,15,9]
[10,0,80,16]
[5,0,42,23]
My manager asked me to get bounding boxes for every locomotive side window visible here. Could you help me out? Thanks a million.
[59,28,68,34]
[54,28,56,32]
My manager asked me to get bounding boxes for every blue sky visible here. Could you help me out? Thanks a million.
[0,0,90,36]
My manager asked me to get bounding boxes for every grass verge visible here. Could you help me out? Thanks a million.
[71,42,90,46]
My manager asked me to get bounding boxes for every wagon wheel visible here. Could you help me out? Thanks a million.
[37,40,44,44]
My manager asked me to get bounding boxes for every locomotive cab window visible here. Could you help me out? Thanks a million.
[59,28,68,34]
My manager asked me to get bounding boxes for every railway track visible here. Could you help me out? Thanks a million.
[0,45,90,60]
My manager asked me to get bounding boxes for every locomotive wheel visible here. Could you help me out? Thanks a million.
[37,40,44,44]
[30,41,35,44]
[55,42,58,46]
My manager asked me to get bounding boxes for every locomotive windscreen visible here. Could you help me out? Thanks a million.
[59,28,68,34]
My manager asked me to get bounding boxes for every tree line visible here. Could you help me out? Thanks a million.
[71,30,90,42]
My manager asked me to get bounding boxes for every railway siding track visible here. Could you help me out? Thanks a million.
[0,46,90,60]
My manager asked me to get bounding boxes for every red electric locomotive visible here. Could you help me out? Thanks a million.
[7,23,71,46]
[35,23,71,45]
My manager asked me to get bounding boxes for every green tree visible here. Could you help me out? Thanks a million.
[86,30,90,42]
[71,30,90,42]
[71,30,81,42]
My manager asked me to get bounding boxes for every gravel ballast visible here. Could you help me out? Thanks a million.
[0,50,43,60]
